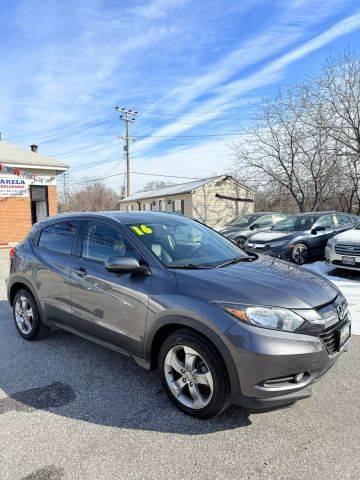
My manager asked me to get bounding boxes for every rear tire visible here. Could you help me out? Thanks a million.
[158,328,230,418]
[13,289,49,340]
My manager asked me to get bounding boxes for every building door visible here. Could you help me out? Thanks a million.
[30,185,49,224]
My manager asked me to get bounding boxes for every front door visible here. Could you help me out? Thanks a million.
[311,215,336,255]
[68,220,151,357]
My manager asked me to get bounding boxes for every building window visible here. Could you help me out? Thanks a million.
[172,199,185,214]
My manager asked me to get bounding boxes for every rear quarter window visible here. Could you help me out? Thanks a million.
[38,221,80,255]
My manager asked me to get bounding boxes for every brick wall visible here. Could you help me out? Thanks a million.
[0,185,58,246]
[48,185,58,216]
[0,196,32,245]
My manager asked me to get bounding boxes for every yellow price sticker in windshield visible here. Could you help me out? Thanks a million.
[131,224,153,235]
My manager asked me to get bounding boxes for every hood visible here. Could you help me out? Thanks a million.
[175,256,337,309]
[248,231,303,243]
[219,225,249,235]
[334,228,360,243]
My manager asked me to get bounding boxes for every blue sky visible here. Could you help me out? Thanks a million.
[1,0,360,192]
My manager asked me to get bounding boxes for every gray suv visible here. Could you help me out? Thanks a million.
[7,212,351,418]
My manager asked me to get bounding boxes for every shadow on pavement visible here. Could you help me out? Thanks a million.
[0,301,252,434]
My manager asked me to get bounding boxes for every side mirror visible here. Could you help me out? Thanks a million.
[311,225,325,234]
[105,256,149,274]
[250,224,259,230]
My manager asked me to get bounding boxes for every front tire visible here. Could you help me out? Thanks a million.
[235,236,246,247]
[291,243,309,265]
[13,289,49,340]
[158,329,230,418]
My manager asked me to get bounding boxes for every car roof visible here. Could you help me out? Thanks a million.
[287,211,338,218]
[242,211,285,217]
[34,210,189,227]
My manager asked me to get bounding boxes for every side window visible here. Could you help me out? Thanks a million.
[273,214,288,224]
[314,215,335,229]
[336,214,352,226]
[82,221,139,263]
[255,215,273,227]
[38,221,79,255]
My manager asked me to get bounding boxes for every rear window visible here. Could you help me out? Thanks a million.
[38,221,79,255]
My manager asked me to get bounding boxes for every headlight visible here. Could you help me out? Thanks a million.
[268,240,289,248]
[327,237,337,248]
[217,303,305,332]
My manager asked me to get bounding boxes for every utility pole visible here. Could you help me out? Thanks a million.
[62,171,69,203]
[115,107,137,197]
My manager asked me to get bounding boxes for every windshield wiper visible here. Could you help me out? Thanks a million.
[216,256,255,268]
[166,263,211,269]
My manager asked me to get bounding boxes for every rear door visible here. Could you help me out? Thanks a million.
[68,219,152,357]
[35,219,81,322]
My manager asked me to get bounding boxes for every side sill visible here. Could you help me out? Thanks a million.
[50,322,150,369]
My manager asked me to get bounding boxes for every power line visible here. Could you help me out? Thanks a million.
[68,170,202,186]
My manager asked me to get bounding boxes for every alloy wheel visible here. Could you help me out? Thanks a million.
[292,244,308,265]
[236,237,246,247]
[164,345,214,410]
[14,296,34,334]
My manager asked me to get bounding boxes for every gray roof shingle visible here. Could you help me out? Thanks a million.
[0,141,68,170]
[120,176,223,202]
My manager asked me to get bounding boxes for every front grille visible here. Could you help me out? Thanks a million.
[318,318,349,354]
[335,244,360,256]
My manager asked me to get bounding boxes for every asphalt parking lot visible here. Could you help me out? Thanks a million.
[1,249,359,480]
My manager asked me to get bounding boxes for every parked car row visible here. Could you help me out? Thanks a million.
[219,211,360,266]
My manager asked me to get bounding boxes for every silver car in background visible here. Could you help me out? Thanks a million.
[325,223,360,271]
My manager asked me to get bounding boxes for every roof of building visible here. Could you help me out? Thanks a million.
[0,141,68,170]
[119,175,248,203]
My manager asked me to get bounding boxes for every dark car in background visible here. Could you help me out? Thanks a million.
[6,212,351,418]
[245,211,359,265]
[219,212,289,246]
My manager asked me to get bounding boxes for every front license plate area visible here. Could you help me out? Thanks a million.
[337,323,351,350]
[342,256,356,265]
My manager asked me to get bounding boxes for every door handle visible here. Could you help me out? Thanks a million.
[74,266,87,277]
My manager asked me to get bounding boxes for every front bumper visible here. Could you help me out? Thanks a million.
[325,245,360,271]
[222,319,350,409]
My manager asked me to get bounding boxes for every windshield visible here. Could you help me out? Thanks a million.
[228,214,258,226]
[125,217,247,267]
[272,215,319,232]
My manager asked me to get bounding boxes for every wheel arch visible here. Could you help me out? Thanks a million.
[8,277,44,318]
[145,315,241,399]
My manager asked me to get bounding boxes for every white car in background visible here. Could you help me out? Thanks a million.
[325,223,360,272]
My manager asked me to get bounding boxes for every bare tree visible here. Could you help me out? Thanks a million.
[232,86,337,212]
[59,182,121,213]
[140,180,174,192]
[312,51,360,214]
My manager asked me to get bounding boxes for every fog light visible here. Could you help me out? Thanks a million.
[294,372,310,383]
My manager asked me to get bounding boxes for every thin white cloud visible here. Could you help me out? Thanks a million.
[135,10,360,154]
[131,0,189,19]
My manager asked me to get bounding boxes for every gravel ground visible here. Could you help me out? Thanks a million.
[0,250,359,480]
